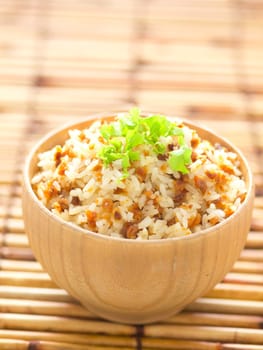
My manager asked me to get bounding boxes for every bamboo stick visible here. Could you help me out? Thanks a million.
[45,39,133,61]
[146,339,263,350]
[0,20,134,41]
[0,260,43,272]
[0,339,134,350]
[33,70,130,89]
[0,247,35,261]
[5,218,24,233]
[146,6,234,20]
[144,324,263,344]
[246,232,263,248]
[0,339,27,350]
[240,249,263,262]
[232,261,263,274]
[0,271,57,289]
[222,344,263,350]
[0,286,73,303]
[0,330,135,348]
[254,197,263,209]
[0,87,30,112]
[142,45,235,68]
[142,337,221,350]
[224,272,263,285]
[0,298,94,319]
[146,26,242,44]
[8,206,23,219]
[207,282,263,301]
[252,208,263,220]
[251,219,263,232]
[0,313,135,336]
[0,233,29,248]
[0,70,34,86]
[165,311,263,329]
[139,91,249,122]
[0,208,8,220]
[0,218,5,232]
[0,172,21,185]
[0,184,12,197]
[0,184,21,197]
[0,156,20,166]
[137,71,238,92]
[34,101,128,117]
[0,125,28,138]
[36,88,127,112]
[187,298,263,315]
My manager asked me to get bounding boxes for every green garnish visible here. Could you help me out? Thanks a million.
[97,108,192,177]
[168,145,192,174]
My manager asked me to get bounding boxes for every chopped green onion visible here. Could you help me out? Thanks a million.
[97,108,192,177]
[168,145,192,174]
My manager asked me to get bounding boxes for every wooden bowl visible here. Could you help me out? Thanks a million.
[22,114,254,324]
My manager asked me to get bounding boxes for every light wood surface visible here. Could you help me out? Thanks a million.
[1,0,263,347]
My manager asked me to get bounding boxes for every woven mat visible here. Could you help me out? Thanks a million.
[1,0,263,349]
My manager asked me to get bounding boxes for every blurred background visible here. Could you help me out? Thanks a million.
[1,0,263,189]
[1,0,262,119]
[1,1,263,349]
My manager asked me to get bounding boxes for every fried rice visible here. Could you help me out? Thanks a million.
[31,113,247,240]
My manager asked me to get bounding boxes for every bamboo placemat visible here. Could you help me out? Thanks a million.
[1,0,263,349]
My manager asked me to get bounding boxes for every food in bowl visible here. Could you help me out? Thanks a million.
[31,108,247,240]
[23,111,254,324]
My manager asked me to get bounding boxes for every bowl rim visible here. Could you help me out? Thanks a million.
[23,112,254,245]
